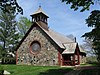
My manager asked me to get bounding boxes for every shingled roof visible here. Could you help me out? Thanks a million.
[16,21,86,55]
[62,43,86,54]
[36,22,86,54]
[62,43,77,54]
[36,22,74,49]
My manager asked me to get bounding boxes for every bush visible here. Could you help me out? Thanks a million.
[86,56,98,64]
[2,57,16,64]
[0,65,3,75]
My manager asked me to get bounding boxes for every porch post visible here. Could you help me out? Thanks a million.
[58,51,61,66]
[73,54,75,66]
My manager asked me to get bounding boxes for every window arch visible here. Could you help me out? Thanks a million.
[30,41,41,54]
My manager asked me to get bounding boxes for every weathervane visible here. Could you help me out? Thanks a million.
[39,3,41,8]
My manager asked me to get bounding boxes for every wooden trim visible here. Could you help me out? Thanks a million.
[16,22,61,52]
[29,41,41,55]
[15,23,37,51]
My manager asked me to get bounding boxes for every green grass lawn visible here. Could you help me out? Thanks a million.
[0,65,72,75]
[1,64,99,75]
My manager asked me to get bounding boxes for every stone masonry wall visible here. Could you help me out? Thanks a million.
[17,26,58,66]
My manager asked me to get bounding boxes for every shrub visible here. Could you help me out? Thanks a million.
[0,65,3,75]
[86,56,98,64]
[2,57,16,64]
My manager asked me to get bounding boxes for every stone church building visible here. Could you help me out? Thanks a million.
[16,6,86,66]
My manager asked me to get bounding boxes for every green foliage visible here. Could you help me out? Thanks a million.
[0,8,20,57]
[0,0,23,14]
[86,56,98,64]
[0,65,3,75]
[62,0,94,12]
[0,46,7,58]
[18,16,32,37]
[82,10,100,63]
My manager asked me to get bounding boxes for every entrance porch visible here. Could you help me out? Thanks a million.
[62,54,80,66]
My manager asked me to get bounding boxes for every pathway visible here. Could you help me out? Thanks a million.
[65,66,99,75]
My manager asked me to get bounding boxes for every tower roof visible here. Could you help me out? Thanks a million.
[31,6,49,17]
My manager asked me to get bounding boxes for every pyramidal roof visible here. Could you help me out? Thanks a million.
[31,6,49,17]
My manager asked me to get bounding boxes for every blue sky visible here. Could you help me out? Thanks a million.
[17,0,100,44]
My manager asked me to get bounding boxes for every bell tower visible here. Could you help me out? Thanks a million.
[31,6,49,30]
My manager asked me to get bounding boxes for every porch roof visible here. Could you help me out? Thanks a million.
[62,43,77,54]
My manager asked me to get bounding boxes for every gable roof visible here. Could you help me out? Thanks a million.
[36,22,74,49]
[62,43,77,54]
[16,22,86,54]
[62,43,86,54]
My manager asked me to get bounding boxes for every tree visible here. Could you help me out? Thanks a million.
[0,0,23,14]
[82,10,100,62]
[0,44,6,58]
[82,39,95,56]
[0,8,20,56]
[17,16,32,37]
[62,0,99,12]
[62,0,100,64]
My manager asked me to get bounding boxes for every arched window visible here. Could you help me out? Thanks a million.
[30,41,41,53]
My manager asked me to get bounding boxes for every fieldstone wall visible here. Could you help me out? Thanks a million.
[17,26,59,66]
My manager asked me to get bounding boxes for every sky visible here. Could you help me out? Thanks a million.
[17,0,100,44]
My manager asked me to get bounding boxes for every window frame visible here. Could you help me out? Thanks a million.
[30,41,41,55]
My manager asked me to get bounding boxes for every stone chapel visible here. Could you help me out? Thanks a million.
[16,6,86,66]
